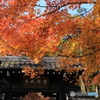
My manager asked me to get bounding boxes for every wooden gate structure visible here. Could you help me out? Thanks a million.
[0,56,82,100]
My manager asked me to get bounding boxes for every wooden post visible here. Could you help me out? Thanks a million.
[4,87,12,100]
[59,92,66,100]
[0,80,12,100]
[59,82,66,100]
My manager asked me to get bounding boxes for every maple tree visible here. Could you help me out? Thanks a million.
[23,92,53,100]
[93,73,100,85]
[0,0,100,85]
[13,92,52,100]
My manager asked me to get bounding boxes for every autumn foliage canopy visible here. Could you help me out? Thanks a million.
[0,0,100,84]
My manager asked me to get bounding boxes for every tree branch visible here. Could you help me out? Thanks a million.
[0,1,96,39]
[77,49,100,58]
[0,1,96,7]
[57,48,100,58]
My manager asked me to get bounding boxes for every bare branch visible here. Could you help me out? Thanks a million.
[0,1,96,7]
[35,1,96,8]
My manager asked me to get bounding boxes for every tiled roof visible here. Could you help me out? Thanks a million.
[0,56,60,69]
[0,56,82,70]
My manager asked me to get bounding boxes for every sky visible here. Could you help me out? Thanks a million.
[37,0,94,15]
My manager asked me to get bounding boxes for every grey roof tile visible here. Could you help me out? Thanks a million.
[0,56,83,70]
[0,56,60,69]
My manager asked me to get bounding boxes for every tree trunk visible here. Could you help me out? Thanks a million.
[95,85,98,98]
[79,76,86,92]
